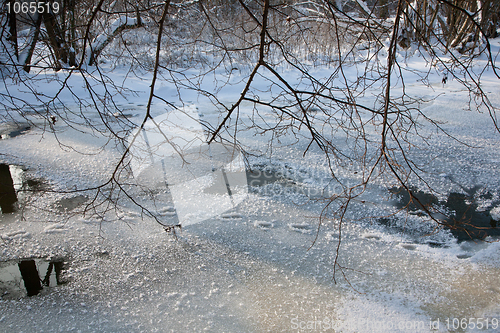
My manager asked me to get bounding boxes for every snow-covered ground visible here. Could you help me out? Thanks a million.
[1,40,500,332]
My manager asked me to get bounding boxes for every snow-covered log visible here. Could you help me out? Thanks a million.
[87,16,142,66]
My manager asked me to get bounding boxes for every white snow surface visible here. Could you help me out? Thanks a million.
[2,39,500,332]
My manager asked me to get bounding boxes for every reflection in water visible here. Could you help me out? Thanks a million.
[18,260,43,296]
[0,164,49,215]
[42,261,65,286]
[0,164,17,214]
[0,259,67,297]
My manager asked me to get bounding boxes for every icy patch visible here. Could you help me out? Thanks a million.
[0,123,30,139]
[466,239,500,265]
[335,293,440,333]
[387,185,500,241]
[54,195,88,212]
[128,106,248,227]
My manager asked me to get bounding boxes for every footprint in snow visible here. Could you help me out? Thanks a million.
[117,210,141,218]
[288,223,312,234]
[325,232,338,241]
[253,220,274,230]
[1,230,31,240]
[116,211,140,222]
[362,233,381,240]
[79,217,102,224]
[221,212,243,220]
[457,253,472,259]
[44,223,68,234]
[158,206,176,217]
[400,243,417,250]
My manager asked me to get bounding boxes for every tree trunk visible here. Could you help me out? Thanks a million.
[19,13,43,72]
[43,10,69,69]
[68,0,77,66]
[6,0,18,60]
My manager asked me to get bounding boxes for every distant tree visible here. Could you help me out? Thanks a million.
[399,0,500,52]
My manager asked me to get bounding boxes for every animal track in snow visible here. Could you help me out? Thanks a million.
[79,217,102,224]
[117,210,141,219]
[221,212,243,220]
[362,233,381,240]
[1,230,31,240]
[253,220,274,230]
[158,206,176,216]
[399,243,417,250]
[288,223,312,234]
[44,223,68,234]
[457,253,472,259]
[324,231,339,242]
